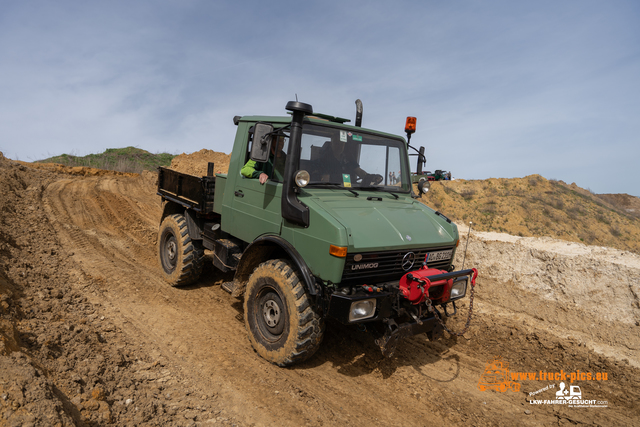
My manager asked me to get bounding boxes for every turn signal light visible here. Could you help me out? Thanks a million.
[405,116,417,134]
[329,245,348,258]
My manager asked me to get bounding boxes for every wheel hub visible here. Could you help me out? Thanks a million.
[166,240,177,261]
[262,299,281,327]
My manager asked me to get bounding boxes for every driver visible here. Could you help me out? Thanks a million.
[313,136,382,185]
[241,136,286,184]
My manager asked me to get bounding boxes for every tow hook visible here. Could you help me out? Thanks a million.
[375,319,400,357]
[443,301,457,317]
[410,311,423,325]
[375,316,444,358]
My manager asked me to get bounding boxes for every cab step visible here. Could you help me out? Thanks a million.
[221,281,245,297]
[221,281,237,294]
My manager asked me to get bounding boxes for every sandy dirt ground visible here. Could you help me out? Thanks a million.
[1,153,639,426]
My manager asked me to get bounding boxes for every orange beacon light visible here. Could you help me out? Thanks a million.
[405,116,417,143]
[405,116,417,134]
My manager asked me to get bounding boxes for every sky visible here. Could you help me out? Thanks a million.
[1,1,639,196]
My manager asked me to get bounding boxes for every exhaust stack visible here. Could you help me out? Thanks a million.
[355,99,363,127]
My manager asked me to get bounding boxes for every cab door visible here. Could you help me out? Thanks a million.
[230,177,283,241]
[227,133,288,242]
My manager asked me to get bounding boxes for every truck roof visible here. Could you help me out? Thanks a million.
[236,115,406,142]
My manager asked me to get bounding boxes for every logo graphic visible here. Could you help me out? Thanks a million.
[556,382,582,400]
[529,383,607,407]
[401,252,415,271]
[477,357,521,392]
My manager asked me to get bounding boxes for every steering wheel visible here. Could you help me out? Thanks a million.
[361,173,383,186]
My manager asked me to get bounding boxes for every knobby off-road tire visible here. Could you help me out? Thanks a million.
[244,259,324,366]
[158,214,204,287]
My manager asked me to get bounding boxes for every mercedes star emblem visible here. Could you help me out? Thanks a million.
[401,252,415,271]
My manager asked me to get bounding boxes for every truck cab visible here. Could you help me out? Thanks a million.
[157,101,477,366]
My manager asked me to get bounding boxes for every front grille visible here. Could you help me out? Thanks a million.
[340,246,454,286]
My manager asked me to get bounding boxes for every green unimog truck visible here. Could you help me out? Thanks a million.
[156,100,477,366]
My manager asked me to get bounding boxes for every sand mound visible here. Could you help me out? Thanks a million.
[169,149,231,176]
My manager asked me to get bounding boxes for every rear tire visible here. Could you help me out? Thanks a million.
[158,214,204,286]
[244,259,324,366]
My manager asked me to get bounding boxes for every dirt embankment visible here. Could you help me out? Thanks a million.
[455,227,640,366]
[597,193,640,218]
[169,149,231,176]
[422,176,640,255]
[1,152,639,426]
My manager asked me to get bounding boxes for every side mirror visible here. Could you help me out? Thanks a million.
[417,177,430,196]
[417,146,426,174]
[250,123,274,162]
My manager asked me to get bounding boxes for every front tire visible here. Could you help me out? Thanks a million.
[244,259,324,366]
[158,214,204,286]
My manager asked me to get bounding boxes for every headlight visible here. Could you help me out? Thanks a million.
[418,177,430,194]
[295,170,310,187]
[450,278,467,300]
[349,299,377,322]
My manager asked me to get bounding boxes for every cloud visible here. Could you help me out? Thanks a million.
[0,0,638,195]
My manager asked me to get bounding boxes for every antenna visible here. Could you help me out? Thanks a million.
[295,94,298,102]
[461,222,472,270]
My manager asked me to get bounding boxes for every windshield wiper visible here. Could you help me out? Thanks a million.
[354,186,399,199]
[305,182,359,197]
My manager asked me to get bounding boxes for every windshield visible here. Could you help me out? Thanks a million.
[298,123,409,191]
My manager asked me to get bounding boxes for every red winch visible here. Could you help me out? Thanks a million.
[400,267,450,304]
[399,263,478,305]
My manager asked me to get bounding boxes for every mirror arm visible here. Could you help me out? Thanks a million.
[407,144,426,165]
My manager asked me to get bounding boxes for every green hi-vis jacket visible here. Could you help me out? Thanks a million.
[240,152,286,182]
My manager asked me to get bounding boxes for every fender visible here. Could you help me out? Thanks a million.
[160,200,184,223]
[160,201,204,241]
[236,235,320,296]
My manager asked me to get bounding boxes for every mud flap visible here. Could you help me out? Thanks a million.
[375,317,443,358]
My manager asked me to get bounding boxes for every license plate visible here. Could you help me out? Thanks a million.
[426,250,453,262]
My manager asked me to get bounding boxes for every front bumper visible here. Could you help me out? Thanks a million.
[327,292,445,357]
[327,292,394,324]
[327,268,476,324]
[325,268,477,356]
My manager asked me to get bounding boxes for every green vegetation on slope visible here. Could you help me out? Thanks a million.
[38,147,175,174]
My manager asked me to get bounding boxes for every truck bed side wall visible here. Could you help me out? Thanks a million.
[157,167,216,213]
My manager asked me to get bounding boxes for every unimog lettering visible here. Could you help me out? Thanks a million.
[351,263,379,270]
[156,99,478,366]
